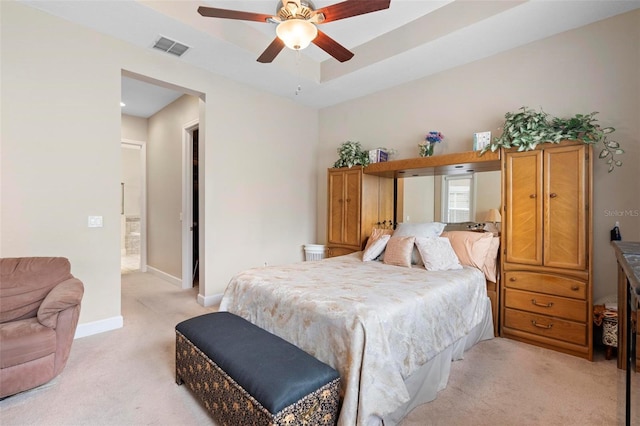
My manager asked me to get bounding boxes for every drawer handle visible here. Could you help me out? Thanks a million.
[529,194,536,199]
[509,277,517,282]
[531,320,553,329]
[549,193,558,198]
[531,299,554,308]
[571,285,580,291]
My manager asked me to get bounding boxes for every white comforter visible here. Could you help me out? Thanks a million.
[219,252,489,425]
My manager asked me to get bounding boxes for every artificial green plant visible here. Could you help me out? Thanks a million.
[483,106,624,172]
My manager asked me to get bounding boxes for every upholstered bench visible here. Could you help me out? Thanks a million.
[175,312,341,425]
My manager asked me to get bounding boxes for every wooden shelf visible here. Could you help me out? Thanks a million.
[363,150,501,178]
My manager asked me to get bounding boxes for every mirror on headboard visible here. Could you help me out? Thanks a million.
[397,171,501,224]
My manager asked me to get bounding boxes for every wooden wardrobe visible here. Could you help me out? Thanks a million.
[326,167,393,257]
[500,141,593,360]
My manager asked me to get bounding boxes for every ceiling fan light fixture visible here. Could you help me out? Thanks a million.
[276,19,317,50]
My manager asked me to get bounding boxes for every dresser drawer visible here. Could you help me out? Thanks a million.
[504,288,587,322]
[504,308,587,346]
[504,271,586,299]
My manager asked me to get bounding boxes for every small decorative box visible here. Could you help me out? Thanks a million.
[369,149,388,163]
[473,131,492,151]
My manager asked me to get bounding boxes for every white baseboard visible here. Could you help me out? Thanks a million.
[74,315,123,339]
[198,292,223,308]
[147,265,181,287]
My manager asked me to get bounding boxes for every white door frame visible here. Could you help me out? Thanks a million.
[121,139,148,272]
[181,120,199,289]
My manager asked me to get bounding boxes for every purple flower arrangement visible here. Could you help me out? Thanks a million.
[419,131,444,157]
[425,131,444,144]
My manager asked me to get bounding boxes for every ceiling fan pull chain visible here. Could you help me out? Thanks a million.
[295,50,303,96]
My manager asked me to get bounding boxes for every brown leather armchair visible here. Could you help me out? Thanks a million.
[0,257,84,398]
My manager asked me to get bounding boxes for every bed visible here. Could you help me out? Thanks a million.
[219,227,498,425]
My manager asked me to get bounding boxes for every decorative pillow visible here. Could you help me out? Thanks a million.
[369,227,393,241]
[441,231,494,271]
[415,237,463,271]
[362,234,391,261]
[383,236,415,268]
[392,222,446,265]
[482,236,501,282]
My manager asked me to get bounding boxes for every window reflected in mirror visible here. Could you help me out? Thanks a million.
[399,171,501,224]
[443,174,474,222]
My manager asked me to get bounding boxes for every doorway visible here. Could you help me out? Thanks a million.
[121,71,205,297]
[182,121,200,289]
[120,140,147,274]
[192,128,199,285]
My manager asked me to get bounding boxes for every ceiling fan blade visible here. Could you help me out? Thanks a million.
[316,0,391,24]
[197,6,272,23]
[312,30,354,62]
[257,37,286,63]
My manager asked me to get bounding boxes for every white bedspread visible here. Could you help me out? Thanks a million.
[219,252,489,425]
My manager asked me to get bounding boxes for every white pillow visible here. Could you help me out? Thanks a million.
[393,222,446,265]
[362,234,390,261]
[415,236,463,271]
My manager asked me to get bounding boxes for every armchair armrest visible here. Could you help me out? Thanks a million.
[37,278,84,328]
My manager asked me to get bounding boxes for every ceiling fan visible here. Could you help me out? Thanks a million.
[198,0,391,63]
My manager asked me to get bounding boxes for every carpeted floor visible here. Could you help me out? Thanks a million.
[1,272,638,425]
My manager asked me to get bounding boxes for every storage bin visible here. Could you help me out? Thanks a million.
[304,244,326,261]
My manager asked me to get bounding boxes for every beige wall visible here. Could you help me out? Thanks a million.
[318,10,640,301]
[121,114,148,143]
[146,95,199,279]
[1,2,319,333]
[121,147,142,218]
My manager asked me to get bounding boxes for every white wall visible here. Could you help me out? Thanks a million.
[1,2,319,332]
[318,10,640,301]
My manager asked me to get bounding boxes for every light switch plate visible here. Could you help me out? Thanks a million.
[88,216,103,228]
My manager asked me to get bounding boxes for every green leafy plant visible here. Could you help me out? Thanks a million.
[333,141,370,168]
[483,106,624,172]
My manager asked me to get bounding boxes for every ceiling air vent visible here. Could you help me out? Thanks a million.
[152,36,190,57]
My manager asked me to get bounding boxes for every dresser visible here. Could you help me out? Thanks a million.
[326,167,393,257]
[501,141,593,360]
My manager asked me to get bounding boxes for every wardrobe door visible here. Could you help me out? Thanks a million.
[342,169,362,247]
[543,145,587,270]
[504,150,543,266]
[327,170,346,245]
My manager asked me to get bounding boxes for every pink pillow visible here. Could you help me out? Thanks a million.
[368,227,393,243]
[482,236,501,282]
[441,231,494,271]
[393,222,446,265]
[383,236,415,268]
